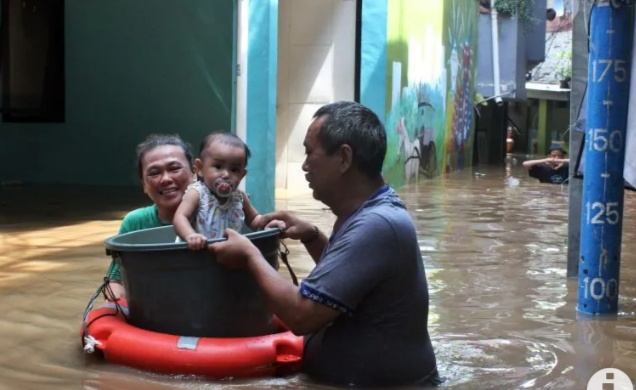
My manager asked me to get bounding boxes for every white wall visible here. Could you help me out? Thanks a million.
[276,0,356,198]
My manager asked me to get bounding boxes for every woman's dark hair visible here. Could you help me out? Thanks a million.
[199,131,252,167]
[136,134,194,179]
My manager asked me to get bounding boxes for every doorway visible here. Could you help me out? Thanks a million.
[275,0,357,198]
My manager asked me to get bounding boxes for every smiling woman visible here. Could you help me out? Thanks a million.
[104,134,195,300]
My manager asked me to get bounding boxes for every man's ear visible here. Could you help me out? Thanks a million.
[338,144,353,173]
[141,179,148,194]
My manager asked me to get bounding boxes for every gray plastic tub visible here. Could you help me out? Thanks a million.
[104,226,280,338]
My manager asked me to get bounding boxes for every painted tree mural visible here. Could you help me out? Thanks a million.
[382,0,478,187]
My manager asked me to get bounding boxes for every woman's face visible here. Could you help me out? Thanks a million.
[140,145,193,216]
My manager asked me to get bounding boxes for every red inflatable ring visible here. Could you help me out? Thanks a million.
[82,300,304,378]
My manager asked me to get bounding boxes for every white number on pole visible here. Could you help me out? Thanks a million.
[592,59,628,83]
[609,130,623,152]
[583,277,618,300]
[586,202,620,225]
[614,60,627,82]
[588,129,623,152]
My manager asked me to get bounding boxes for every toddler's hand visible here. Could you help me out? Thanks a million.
[265,219,286,231]
[186,233,207,250]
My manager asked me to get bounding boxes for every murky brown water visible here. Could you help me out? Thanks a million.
[1,163,635,389]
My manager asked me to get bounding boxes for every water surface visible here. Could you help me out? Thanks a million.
[1,164,634,389]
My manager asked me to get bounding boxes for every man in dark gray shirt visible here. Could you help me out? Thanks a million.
[210,101,439,387]
[301,186,437,386]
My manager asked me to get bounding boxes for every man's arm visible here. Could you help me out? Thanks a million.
[301,228,329,264]
[244,246,340,335]
[210,229,340,335]
[522,158,549,169]
[261,211,329,264]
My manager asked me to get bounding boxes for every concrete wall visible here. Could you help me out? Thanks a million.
[476,0,548,100]
[567,0,590,277]
[476,13,527,100]
[0,0,234,186]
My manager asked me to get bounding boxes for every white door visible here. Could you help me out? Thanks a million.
[276,0,356,198]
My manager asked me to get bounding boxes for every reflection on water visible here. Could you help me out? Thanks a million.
[0,166,635,389]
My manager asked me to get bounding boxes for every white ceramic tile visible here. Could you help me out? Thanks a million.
[288,45,333,103]
[275,0,356,194]
[275,154,288,188]
[289,0,332,46]
[332,0,356,101]
[287,103,322,163]
[275,101,289,189]
[286,162,313,197]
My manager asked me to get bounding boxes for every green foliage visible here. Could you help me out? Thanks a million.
[555,50,572,80]
[474,93,488,106]
[494,0,538,28]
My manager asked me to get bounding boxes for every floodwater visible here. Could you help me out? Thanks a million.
[1,162,635,390]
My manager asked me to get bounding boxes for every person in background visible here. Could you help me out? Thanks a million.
[478,0,490,13]
[522,143,570,184]
[209,101,441,387]
[104,134,195,301]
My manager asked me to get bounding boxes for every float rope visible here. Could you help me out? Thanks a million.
[81,277,127,353]
[279,241,298,286]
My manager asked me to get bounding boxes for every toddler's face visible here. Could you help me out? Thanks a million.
[196,141,247,198]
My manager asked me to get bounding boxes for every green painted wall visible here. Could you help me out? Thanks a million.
[0,0,234,185]
[525,99,571,155]
[366,0,478,187]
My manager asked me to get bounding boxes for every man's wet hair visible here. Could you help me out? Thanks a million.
[199,131,252,166]
[313,101,387,179]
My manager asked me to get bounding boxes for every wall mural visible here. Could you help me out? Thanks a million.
[382,0,478,187]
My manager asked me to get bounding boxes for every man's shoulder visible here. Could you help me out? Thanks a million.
[355,202,414,234]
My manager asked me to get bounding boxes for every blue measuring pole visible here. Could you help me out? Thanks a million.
[578,1,634,315]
